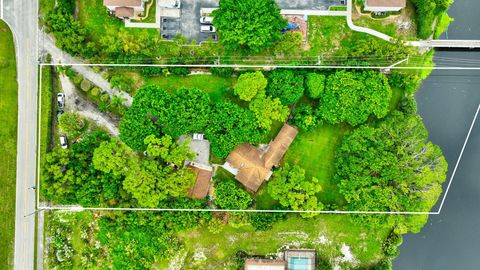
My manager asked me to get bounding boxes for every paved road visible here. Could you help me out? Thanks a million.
[1,0,39,269]
[40,31,133,106]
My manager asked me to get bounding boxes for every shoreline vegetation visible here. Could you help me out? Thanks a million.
[39,0,455,269]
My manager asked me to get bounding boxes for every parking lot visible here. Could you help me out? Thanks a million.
[162,0,344,43]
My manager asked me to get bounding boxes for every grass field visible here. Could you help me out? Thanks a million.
[0,19,18,270]
[284,124,350,207]
[175,213,390,269]
[144,74,237,102]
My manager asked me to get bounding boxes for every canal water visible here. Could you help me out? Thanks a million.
[393,0,480,269]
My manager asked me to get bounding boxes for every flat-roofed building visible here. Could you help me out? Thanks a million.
[364,0,406,12]
[244,259,287,270]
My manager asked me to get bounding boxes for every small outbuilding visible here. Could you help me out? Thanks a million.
[103,0,146,18]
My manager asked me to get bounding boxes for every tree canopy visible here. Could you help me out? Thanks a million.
[58,112,86,139]
[234,71,268,101]
[212,0,286,53]
[317,70,392,126]
[335,112,447,230]
[214,179,253,210]
[268,164,323,217]
[144,134,194,167]
[249,95,289,130]
[206,101,264,158]
[266,70,305,105]
[305,73,325,99]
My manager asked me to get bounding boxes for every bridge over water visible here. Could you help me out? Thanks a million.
[408,40,480,48]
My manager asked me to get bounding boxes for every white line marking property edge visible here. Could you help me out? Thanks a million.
[35,64,479,215]
[436,103,480,213]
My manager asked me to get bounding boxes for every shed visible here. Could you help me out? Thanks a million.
[244,259,287,270]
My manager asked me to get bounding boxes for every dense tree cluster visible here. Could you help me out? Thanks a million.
[335,112,447,219]
[45,1,95,57]
[213,0,286,53]
[120,85,265,158]
[268,164,323,217]
[42,131,125,206]
[317,70,392,126]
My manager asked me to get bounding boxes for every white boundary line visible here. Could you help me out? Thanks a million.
[35,63,480,215]
[39,63,480,70]
[436,103,480,213]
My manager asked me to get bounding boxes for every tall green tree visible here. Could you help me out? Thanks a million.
[144,134,194,167]
[305,73,325,99]
[206,101,264,158]
[268,164,323,217]
[233,71,267,101]
[58,112,86,139]
[249,95,289,130]
[213,0,286,53]
[93,138,138,177]
[318,70,391,126]
[335,112,447,231]
[266,70,305,105]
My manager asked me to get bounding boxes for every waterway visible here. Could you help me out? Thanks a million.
[393,0,480,269]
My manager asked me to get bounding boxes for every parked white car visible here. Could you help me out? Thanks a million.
[59,136,68,149]
[200,25,216,33]
[57,93,65,108]
[199,16,214,24]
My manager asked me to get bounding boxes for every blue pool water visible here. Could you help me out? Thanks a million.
[289,257,310,270]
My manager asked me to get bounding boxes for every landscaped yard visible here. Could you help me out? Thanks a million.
[76,0,158,42]
[174,213,391,269]
[284,124,350,207]
[0,19,18,270]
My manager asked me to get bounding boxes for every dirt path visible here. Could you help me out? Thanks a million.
[40,31,133,106]
[59,74,120,137]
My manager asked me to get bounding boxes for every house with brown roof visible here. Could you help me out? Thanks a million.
[224,123,298,192]
[364,0,406,12]
[103,0,146,18]
[179,134,213,200]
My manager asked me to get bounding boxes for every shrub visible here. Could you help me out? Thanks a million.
[110,74,134,93]
[210,67,234,77]
[141,67,164,77]
[214,180,252,210]
[73,74,83,85]
[207,218,224,234]
[91,87,100,96]
[100,93,110,102]
[305,73,325,99]
[248,212,287,231]
[80,79,92,91]
[273,31,303,56]
[169,67,190,76]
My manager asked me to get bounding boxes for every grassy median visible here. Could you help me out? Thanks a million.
[0,19,18,270]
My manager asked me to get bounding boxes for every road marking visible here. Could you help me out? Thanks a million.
[436,103,480,214]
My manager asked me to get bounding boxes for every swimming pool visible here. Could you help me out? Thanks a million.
[289,257,311,270]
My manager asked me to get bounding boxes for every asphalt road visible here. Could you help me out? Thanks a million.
[1,0,39,269]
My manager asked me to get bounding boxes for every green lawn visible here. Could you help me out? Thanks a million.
[0,19,18,270]
[132,0,156,23]
[175,214,390,269]
[144,74,237,102]
[77,0,158,42]
[284,124,350,207]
